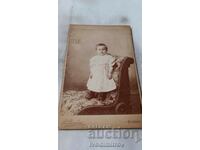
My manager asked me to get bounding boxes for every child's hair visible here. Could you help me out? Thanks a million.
[96,43,108,51]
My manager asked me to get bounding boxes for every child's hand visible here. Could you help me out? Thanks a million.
[107,73,112,79]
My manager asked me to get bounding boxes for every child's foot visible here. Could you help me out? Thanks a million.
[98,93,106,101]
[85,91,95,99]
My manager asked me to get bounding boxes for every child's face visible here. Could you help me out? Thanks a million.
[96,46,107,55]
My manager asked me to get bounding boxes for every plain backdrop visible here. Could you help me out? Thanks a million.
[63,25,138,92]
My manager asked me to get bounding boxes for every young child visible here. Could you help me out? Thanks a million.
[86,43,116,101]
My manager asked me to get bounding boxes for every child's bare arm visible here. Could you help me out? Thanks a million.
[89,72,93,79]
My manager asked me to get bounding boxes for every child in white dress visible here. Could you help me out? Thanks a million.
[86,43,116,101]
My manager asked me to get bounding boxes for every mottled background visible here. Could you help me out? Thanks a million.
[63,25,139,95]
[58,0,142,150]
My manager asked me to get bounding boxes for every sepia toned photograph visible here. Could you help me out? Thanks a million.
[59,25,142,129]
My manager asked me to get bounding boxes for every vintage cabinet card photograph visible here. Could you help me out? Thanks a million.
[59,25,142,129]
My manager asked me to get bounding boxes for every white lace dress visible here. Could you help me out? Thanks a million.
[87,54,117,92]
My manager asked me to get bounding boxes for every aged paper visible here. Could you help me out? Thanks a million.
[59,25,142,129]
